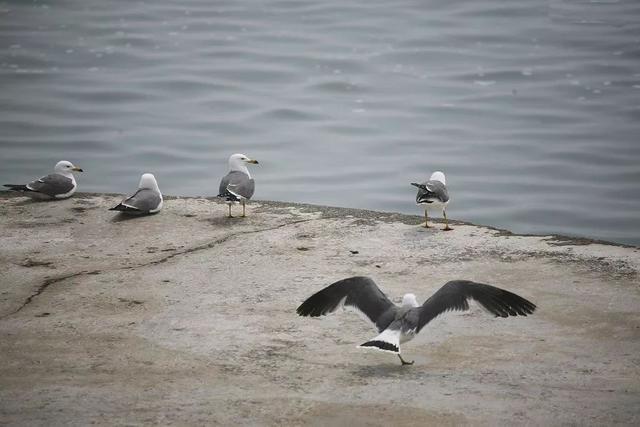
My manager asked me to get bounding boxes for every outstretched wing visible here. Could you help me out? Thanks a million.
[411,180,449,204]
[26,174,75,197]
[297,276,396,331]
[417,280,536,332]
[218,171,255,201]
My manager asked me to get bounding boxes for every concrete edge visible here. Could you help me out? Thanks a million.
[1,190,637,250]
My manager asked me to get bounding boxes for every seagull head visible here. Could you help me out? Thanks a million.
[229,153,259,171]
[55,160,83,174]
[429,171,446,185]
[138,173,160,192]
[401,293,419,308]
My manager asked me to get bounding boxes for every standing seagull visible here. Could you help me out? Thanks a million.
[3,160,83,200]
[109,173,163,215]
[297,276,536,365]
[411,171,451,230]
[217,153,259,218]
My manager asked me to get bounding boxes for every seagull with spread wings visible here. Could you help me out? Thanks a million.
[297,276,536,365]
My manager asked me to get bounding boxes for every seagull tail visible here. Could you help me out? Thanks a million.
[358,328,401,354]
[4,184,30,192]
[109,203,141,213]
[217,192,241,203]
[416,196,434,204]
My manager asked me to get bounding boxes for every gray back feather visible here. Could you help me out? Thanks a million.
[28,174,74,197]
[398,307,422,333]
[124,189,161,212]
[415,179,449,204]
[219,171,255,200]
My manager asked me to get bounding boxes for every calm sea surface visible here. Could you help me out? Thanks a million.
[1,0,639,245]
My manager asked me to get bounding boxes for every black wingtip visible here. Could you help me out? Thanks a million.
[296,298,326,317]
[4,184,29,191]
[296,280,349,318]
[484,286,537,317]
[359,340,399,354]
[109,204,140,213]
[296,298,315,317]
[296,304,308,317]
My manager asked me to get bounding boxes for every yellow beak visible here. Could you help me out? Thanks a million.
[72,166,84,172]
[246,159,259,164]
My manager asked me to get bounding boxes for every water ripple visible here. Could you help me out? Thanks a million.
[0,0,639,244]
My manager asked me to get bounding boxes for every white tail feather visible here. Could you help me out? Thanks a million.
[358,328,401,354]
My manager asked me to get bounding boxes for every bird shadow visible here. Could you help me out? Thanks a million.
[350,363,419,379]
[110,212,151,223]
[205,215,249,227]
[12,198,57,206]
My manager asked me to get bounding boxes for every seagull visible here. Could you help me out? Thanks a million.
[217,153,259,218]
[411,171,451,230]
[297,276,536,365]
[109,173,163,215]
[3,160,83,200]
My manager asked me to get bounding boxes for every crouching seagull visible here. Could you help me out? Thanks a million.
[297,276,536,365]
[217,153,259,217]
[4,160,83,200]
[109,173,163,215]
[411,171,451,230]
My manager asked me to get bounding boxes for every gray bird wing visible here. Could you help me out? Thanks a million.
[296,276,397,332]
[27,174,75,197]
[121,189,162,212]
[412,179,449,204]
[416,280,536,332]
[218,171,255,201]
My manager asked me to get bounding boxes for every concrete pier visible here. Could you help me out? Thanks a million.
[1,192,639,425]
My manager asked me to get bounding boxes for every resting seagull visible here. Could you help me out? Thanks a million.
[297,276,536,365]
[217,153,259,217]
[109,173,163,215]
[4,160,83,200]
[411,171,451,230]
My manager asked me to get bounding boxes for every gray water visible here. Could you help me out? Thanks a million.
[1,0,639,245]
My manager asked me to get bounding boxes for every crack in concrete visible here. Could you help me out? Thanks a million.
[121,218,315,271]
[1,218,316,320]
[2,273,81,319]
[127,218,316,270]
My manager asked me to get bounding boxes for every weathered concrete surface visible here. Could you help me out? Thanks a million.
[1,192,639,426]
